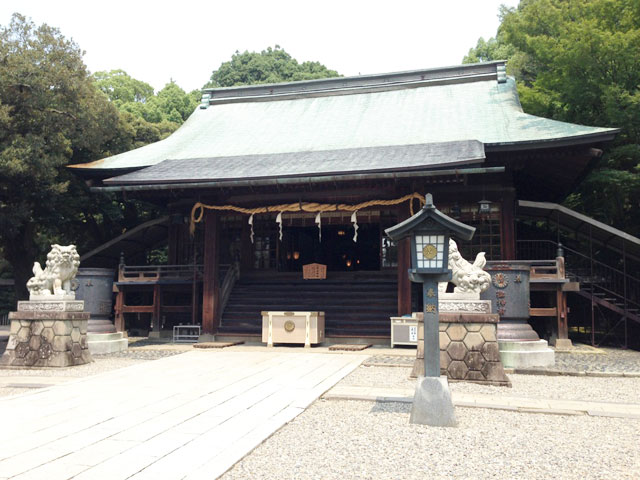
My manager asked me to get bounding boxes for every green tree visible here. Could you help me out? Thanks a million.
[154,81,199,122]
[206,46,340,88]
[0,14,125,299]
[94,70,199,140]
[465,0,640,234]
[94,69,155,106]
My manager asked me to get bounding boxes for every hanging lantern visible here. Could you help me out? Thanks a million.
[450,203,462,218]
[478,198,491,215]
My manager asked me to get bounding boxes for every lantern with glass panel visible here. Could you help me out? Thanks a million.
[386,194,475,280]
[385,193,477,427]
[412,231,448,276]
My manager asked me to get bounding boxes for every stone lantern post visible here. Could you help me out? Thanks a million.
[385,194,475,426]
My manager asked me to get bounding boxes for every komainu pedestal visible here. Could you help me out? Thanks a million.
[411,299,511,387]
[1,301,93,367]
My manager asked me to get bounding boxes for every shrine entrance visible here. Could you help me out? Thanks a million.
[279,224,381,272]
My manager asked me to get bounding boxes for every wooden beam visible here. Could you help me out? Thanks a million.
[202,210,221,335]
[529,307,557,317]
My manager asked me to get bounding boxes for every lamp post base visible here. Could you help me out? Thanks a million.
[409,375,458,427]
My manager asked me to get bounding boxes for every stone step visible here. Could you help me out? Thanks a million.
[498,339,555,368]
[87,332,128,355]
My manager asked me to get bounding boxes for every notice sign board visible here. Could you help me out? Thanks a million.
[390,317,418,347]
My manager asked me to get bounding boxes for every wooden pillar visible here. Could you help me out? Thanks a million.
[152,285,161,333]
[397,207,412,316]
[556,256,569,340]
[202,210,220,335]
[114,288,124,332]
[501,189,516,260]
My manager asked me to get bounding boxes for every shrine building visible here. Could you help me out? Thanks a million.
[73,61,635,346]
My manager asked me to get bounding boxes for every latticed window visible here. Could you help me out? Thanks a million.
[414,234,446,269]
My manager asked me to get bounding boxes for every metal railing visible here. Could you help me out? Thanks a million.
[518,240,640,309]
[518,239,640,347]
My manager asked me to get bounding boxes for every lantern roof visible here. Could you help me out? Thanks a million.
[384,194,476,241]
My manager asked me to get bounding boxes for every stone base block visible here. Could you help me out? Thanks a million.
[553,338,573,350]
[1,315,93,368]
[409,376,457,427]
[498,339,555,368]
[87,332,128,355]
[411,314,511,387]
[18,300,84,313]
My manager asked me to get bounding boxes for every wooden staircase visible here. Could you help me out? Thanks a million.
[218,271,398,338]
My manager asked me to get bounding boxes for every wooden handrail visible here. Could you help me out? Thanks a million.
[118,264,206,282]
[219,262,240,315]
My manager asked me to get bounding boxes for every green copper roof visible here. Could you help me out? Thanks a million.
[73,62,617,174]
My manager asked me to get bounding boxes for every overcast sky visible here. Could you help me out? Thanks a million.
[1,0,519,92]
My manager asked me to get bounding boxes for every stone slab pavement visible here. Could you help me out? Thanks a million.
[0,350,367,480]
[324,385,640,419]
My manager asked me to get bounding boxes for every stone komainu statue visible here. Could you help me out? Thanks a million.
[26,244,80,298]
[440,239,491,295]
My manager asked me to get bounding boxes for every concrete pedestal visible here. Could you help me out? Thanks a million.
[498,339,555,368]
[87,332,128,354]
[409,376,457,427]
[1,301,93,367]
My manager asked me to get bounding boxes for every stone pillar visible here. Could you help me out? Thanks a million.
[1,300,93,367]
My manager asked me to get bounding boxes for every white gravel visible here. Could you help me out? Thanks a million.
[222,399,640,480]
[343,365,640,404]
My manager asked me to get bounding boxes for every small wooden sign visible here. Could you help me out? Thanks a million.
[303,263,327,280]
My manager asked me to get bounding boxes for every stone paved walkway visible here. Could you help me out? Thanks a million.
[0,350,366,480]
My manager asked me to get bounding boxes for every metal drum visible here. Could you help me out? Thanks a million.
[480,262,539,341]
[75,268,117,334]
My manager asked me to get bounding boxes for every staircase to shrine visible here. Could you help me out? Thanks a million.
[218,271,398,338]
[517,238,640,348]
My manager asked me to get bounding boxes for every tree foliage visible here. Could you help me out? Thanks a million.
[0,15,169,302]
[206,46,340,88]
[464,0,640,234]
[0,14,121,298]
[94,70,199,146]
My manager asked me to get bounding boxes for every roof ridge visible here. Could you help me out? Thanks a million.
[200,61,506,106]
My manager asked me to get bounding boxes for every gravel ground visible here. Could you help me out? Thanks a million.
[367,345,640,374]
[344,365,640,404]
[222,399,640,480]
[536,347,640,373]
